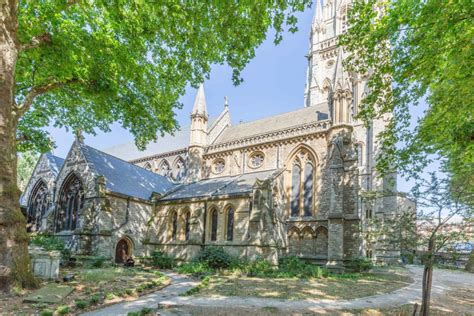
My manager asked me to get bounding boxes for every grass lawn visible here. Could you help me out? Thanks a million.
[0,266,170,315]
[188,268,413,300]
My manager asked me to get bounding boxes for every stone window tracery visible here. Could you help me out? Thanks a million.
[143,162,152,171]
[159,160,171,177]
[55,174,84,232]
[290,149,315,217]
[212,158,225,174]
[27,181,49,232]
[173,157,186,181]
[249,152,265,169]
[226,206,234,241]
[184,210,191,241]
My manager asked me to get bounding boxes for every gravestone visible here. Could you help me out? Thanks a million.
[24,283,74,303]
[29,246,61,279]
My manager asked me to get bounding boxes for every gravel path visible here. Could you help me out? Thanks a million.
[83,265,474,315]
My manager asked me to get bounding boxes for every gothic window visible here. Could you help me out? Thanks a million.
[249,152,264,169]
[210,209,218,241]
[226,206,234,241]
[159,160,171,177]
[174,157,186,180]
[171,211,178,241]
[357,143,363,166]
[184,210,191,241]
[55,173,84,232]
[143,162,152,171]
[212,158,225,174]
[303,163,314,216]
[290,149,315,217]
[27,181,49,232]
[291,164,301,216]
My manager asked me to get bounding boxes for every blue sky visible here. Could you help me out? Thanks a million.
[45,6,423,193]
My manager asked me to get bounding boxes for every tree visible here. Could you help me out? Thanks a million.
[363,174,472,316]
[339,0,474,190]
[0,0,311,291]
[17,151,39,192]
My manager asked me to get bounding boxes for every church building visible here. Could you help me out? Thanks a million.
[22,0,410,269]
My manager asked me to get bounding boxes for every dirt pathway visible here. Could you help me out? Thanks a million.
[83,266,474,315]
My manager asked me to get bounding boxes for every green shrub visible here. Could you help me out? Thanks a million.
[91,256,107,268]
[141,307,153,315]
[40,309,54,316]
[347,257,373,272]
[30,233,65,251]
[150,251,176,269]
[89,293,101,304]
[195,246,232,269]
[127,312,140,316]
[176,261,213,276]
[241,259,274,277]
[136,285,145,293]
[125,288,135,296]
[105,292,115,300]
[56,306,70,315]
[75,300,89,309]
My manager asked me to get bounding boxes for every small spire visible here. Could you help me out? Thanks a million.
[312,0,325,33]
[192,84,207,116]
[224,96,229,108]
[334,47,345,88]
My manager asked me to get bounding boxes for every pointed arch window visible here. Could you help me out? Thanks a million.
[171,211,178,241]
[27,181,49,232]
[173,157,186,181]
[290,150,315,217]
[210,209,218,241]
[55,173,84,232]
[184,211,191,241]
[159,160,171,177]
[226,206,234,241]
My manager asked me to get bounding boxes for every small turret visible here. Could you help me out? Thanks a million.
[188,84,208,182]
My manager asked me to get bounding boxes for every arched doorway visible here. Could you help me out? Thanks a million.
[115,237,132,264]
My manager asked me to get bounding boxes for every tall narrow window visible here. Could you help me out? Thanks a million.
[171,212,178,240]
[55,174,84,232]
[184,211,190,241]
[27,181,49,232]
[291,164,301,216]
[210,209,218,241]
[303,163,314,216]
[226,207,234,241]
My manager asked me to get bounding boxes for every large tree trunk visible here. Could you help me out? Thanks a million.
[0,0,38,292]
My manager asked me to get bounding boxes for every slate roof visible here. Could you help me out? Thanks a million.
[45,152,64,173]
[214,106,327,144]
[103,126,190,161]
[81,145,176,200]
[161,169,280,201]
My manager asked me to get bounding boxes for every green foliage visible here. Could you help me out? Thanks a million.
[56,306,70,315]
[29,233,65,252]
[149,251,176,269]
[90,256,107,268]
[125,288,135,296]
[13,0,312,153]
[105,292,115,300]
[347,257,374,272]
[176,261,213,277]
[17,151,40,192]
[89,293,101,304]
[39,309,53,316]
[339,0,474,193]
[75,299,89,309]
[182,276,211,296]
[195,246,232,269]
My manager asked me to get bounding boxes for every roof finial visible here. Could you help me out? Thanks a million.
[74,128,84,144]
[224,96,229,108]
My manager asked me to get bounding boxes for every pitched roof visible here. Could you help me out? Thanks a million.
[160,169,279,201]
[81,145,176,200]
[213,106,325,144]
[45,153,64,173]
[102,126,190,161]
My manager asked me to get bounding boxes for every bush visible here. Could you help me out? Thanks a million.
[347,257,373,272]
[89,293,101,304]
[277,256,325,278]
[75,300,89,309]
[91,256,107,268]
[30,233,65,251]
[176,261,213,276]
[195,246,232,269]
[125,288,135,296]
[40,309,54,316]
[150,251,176,269]
[56,306,70,315]
[105,292,115,300]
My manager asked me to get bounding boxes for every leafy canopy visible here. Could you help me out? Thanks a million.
[16,0,311,152]
[339,0,473,188]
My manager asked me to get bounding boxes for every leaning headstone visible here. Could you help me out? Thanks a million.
[29,246,61,280]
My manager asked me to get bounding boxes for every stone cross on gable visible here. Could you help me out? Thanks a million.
[224,96,229,107]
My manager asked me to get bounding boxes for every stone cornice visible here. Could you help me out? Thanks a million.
[205,120,331,155]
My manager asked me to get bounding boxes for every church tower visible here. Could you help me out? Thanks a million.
[187,84,208,182]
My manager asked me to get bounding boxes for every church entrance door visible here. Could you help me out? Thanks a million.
[115,238,130,264]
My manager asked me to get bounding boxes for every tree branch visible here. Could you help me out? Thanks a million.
[15,78,79,118]
[20,32,51,52]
